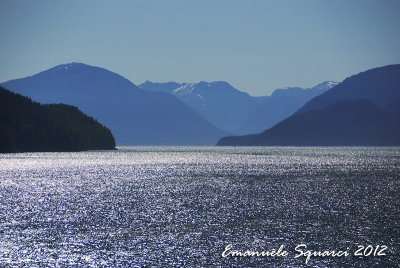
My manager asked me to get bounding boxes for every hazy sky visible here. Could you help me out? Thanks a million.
[1,0,399,96]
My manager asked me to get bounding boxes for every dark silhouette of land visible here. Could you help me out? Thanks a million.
[0,86,116,153]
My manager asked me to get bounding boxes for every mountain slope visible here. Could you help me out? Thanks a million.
[237,81,338,134]
[0,86,116,153]
[1,63,229,145]
[217,65,400,146]
[384,97,400,118]
[217,99,400,146]
[297,64,400,114]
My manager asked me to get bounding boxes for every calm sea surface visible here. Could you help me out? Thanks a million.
[0,147,399,267]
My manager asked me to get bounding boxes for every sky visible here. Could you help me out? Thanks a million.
[0,0,399,96]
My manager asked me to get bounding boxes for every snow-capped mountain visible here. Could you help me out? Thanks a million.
[139,80,183,94]
[311,81,339,91]
[140,81,265,133]
[140,80,338,134]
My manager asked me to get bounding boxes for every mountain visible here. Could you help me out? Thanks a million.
[139,80,336,134]
[297,65,400,114]
[1,63,229,145]
[217,65,400,146]
[217,99,400,146]
[140,81,266,133]
[0,86,116,153]
[237,81,338,134]
[383,97,400,118]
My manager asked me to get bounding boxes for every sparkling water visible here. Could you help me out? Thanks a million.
[0,147,399,267]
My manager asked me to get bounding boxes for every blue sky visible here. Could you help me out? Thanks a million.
[1,0,399,96]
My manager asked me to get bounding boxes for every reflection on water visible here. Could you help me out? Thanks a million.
[0,147,399,266]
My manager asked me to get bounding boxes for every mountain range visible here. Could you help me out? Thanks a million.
[2,63,336,145]
[217,64,400,146]
[139,80,337,134]
[140,80,264,133]
[1,63,229,145]
[3,62,397,147]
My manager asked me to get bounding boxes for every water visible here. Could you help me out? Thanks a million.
[0,147,399,267]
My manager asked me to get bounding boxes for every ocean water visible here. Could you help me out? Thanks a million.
[0,147,399,267]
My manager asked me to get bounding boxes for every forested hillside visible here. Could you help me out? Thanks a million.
[0,86,116,153]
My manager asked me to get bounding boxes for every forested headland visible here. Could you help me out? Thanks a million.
[0,86,116,153]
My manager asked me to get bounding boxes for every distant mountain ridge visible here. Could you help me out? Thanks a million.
[1,63,229,145]
[139,80,337,134]
[271,82,338,97]
[217,64,400,146]
[139,81,183,94]
[237,81,338,134]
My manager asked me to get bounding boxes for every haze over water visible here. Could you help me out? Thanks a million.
[0,147,399,266]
